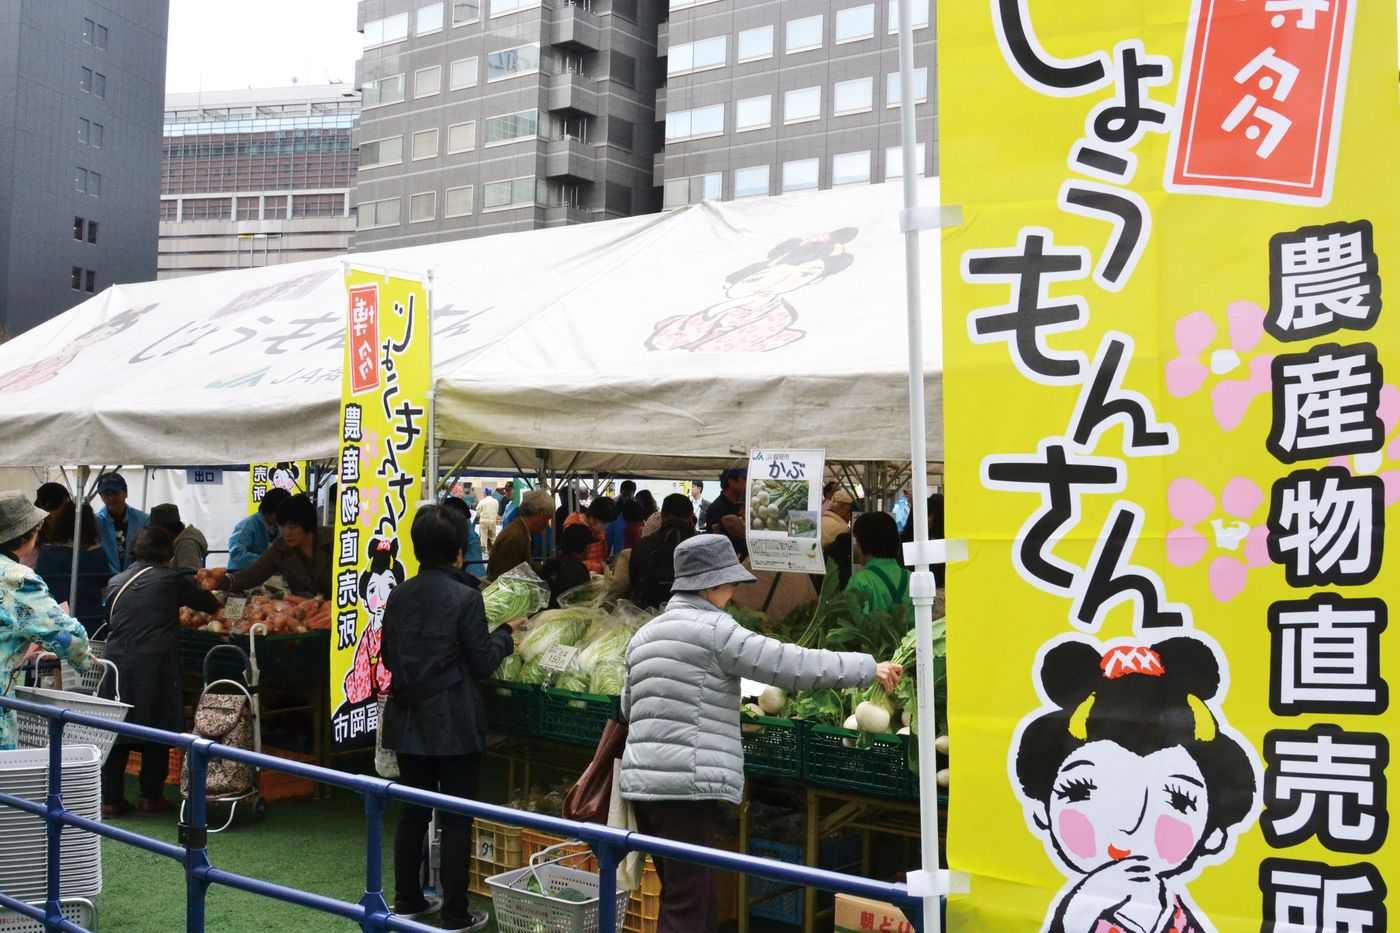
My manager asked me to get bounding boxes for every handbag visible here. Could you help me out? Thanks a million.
[562,718,628,824]
[375,695,400,779]
[181,693,255,797]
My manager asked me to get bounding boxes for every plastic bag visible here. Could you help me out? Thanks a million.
[481,563,550,630]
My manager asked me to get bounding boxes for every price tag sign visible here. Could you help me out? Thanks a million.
[223,597,248,622]
[477,838,495,860]
[539,644,579,673]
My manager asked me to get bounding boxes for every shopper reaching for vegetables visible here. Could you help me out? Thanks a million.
[205,494,332,598]
[619,534,901,933]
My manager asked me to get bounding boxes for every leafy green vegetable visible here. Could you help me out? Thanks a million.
[588,659,626,696]
[482,565,550,629]
[576,621,633,672]
[554,669,591,693]
[554,887,589,903]
[493,653,523,682]
[517,608,593,662]
[517,660,549,684]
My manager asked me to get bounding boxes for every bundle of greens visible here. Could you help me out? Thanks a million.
[482,564,550,630]
[516,608,595,662]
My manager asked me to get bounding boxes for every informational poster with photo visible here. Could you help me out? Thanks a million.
[746,448,825,574]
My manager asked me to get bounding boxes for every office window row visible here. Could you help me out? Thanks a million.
[668,2,930,71]
[662,172,723,209]
[357,176,565,229]
[80,67,106,98]
[81,17,109,50]
[366,43,543,113]
[358,120,478,170]
[70,267,97,293]
[75,167,101,197]
[367,0,552,44]
[729,144,928,199]
[72,217,99,244]
[78,118,104,148]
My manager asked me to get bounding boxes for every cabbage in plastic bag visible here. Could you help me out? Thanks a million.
[493,653,523,682]
[517,659,549,684]
[554,669,591,693]
[481,563,550,630]
[577,622,634,672]
[588,659,626,696]
[517,608,594,662]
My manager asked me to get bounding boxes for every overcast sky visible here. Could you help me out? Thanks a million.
[164,0,362,94]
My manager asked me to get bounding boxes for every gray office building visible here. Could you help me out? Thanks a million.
[658,0,935,208]
[352,0,662,249]
[0,0,168,336]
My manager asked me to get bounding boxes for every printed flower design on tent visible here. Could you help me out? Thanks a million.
[1165,301,1274,432]
[1167,476,1272,603]
[1327,383,1400,508]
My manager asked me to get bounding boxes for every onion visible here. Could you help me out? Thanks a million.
[854,700,891,734]
[758,686,787,716]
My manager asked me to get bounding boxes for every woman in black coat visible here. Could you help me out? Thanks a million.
[99,526,222,816]
[382,505,523,932]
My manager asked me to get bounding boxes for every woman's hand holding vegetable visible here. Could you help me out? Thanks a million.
[875,662,903,694]
[506,617,529,632]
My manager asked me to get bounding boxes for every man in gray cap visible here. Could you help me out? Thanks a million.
[150,503,208,573]
[94,472,150,573]
[617,534,903,933]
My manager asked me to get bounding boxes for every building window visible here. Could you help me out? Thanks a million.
[786,15,823,54]
[90,122,103,147]
[71,267,82,290]
[735,95,772,132]
[85,270,96,293]
[447,121,476,153]
[87,221,99,244]
[483,109,540,146]
[664,104,724,142]
[82,18,94,43]
[833,77,873,115]
[73,217,84,241]
[95,24,108,49]
[833,150,871,185]
[357,197,402,229]
[737,25,774,63]
[783,158,819,192]
[668,36,727,76]
[445,185,474,217]
[734,165,769,199]
[364,13,410,48]
[415,66,442,97]
[78,119,89,144]
[412,128,439,160]
[662,173,723,209]
[75,167,87,192]
[410,192,437,222]
[887,68,929,106]
[183,197,229,220]
[293,194,345,217]
[450,57,479,90]
[885,143,928,178]
[90,172,100,196]
[482,176,538,211]
[669,0,721,8]
[488,43,542,81]
[452,1,481,25]
[491,0,542,15]
[80,68,92,93]
[359,136,404,169]
[159,200,177,222]
[836,5,875,42]
[663,178,688,210]
[264,196,288,219]
[362,74,406,108]
[236,197,260,220]
[784,86,821,124]
[417,3,444,34]
[888,0,931,32]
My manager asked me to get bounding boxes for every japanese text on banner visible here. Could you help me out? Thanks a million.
[940,2,1395,931]
[246,461,309,513]
[330,270,430,749]
[746,448,826,574]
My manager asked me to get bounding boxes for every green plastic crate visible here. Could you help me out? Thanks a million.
[481,681,539,736]
[538,687,620,747]
[741,715,805,779]
[179,629,328,681]
[802,725,914,797]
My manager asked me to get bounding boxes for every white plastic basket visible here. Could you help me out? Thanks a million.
[0,897,95,932]
[486,844,629,933]
[14,661,130,764]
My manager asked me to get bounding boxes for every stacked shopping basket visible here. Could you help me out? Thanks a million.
[0,745,105,899]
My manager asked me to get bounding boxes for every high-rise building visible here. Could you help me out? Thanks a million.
[159,85,359,279]
[658,0,935,208]
[351,0,663,249]
[0,0,168,336]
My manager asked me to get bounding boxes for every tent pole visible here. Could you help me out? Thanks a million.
[426,270,439,504]
[896,0,945,929]
[68,467,90,615]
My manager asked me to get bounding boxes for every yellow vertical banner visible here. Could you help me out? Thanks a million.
[330,268,430,748]
[246,461,310,513]
[941,3,1397,932]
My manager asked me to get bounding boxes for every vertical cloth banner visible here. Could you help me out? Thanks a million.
[330,268,430,748]
[246,460,309,513]
[941,3,1396,932]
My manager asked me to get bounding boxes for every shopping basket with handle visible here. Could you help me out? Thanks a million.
[14,658,129,764]
[486,842,630,933]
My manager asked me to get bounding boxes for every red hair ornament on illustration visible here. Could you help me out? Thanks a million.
[646,228,857,353]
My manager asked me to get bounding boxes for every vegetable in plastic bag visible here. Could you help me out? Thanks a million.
[517,608,593,662]
[587,659,626,697]
[493,653,523,682]
[481,563,550,630]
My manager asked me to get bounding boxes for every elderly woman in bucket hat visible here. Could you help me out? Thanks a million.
[619,535,903,933]
[0,491,95,750]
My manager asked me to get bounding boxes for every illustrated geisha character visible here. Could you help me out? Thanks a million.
[343,535,405,704]
[0,306,147,392]
[1012,636,1260,933]
[269,462,302,493]
[645,227,857,353]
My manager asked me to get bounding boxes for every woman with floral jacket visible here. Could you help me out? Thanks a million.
[0,491,94,750]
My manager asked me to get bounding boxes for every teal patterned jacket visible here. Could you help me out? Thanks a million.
[0,553,94,749]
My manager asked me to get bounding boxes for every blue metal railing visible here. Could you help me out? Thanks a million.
[0,694,927,933]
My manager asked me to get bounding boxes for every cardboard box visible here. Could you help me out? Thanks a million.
[834,893,916,933]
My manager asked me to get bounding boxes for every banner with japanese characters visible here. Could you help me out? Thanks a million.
[246,460,310,513]
[941,3,1396,932]
[330,268,430,749]
[746,448,825,573]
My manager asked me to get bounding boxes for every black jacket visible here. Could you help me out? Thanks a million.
[380,566,514,757]
[628,521,697,610]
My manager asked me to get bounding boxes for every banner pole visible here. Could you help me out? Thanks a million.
[426,269,438,503]
[896,1,945,930]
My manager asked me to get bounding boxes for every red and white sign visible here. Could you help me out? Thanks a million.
[1167,0,1356,205]
[347,283,380,394]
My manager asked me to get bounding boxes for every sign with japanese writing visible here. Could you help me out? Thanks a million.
[746,448,825,574]
[330,269,430,749]
[246,460,309,513]
[186,469,223,486]
[941,3,1396,932]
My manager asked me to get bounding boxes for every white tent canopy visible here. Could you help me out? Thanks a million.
[0,180,941,471]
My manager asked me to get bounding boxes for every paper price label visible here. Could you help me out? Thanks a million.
[477,839,495,860]
[539,645,579,673]
[223,597,248,622]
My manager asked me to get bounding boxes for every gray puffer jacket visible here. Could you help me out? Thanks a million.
[619,593,876,804]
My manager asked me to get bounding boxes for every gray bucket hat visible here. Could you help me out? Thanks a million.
[0,490,50,544]
[671,534,757,592]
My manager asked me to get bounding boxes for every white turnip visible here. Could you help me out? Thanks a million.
[758,686,787,716]
[854,700,892,734]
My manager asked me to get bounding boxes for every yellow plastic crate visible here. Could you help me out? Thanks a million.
[469,818,525,897]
